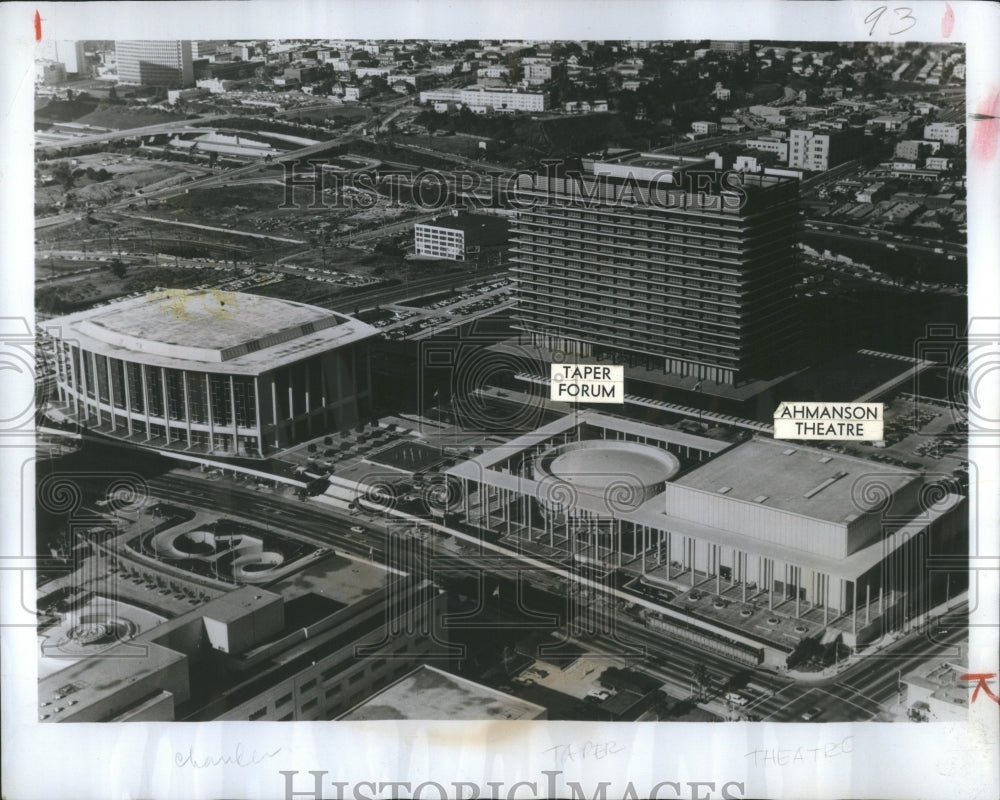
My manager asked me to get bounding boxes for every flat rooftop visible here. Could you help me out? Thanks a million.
[339,665,546,721]
[448,408,729,478]
[267,551,390,605]
[675,437,917,524]
[43,290,380,375]
[38,641,186,722]
[903,660,970,711]
[417,213,509,239]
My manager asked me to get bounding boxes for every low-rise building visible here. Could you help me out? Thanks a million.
[414,213,510,261]
[459,86,548,113]
[894,139,942,161]
[788,127,863,172]
[745,137,789,161]
[923,122,964,145]
[856,182,888,203]
[902,660,969,722]
[339,665,547,721]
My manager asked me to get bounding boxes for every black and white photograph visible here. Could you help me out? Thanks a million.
[2,2,998,799]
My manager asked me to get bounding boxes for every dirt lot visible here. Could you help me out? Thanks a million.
[36,154,207,214]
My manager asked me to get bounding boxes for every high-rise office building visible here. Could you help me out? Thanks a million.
[116,40,194,88]
[190,40,218,60]
[41,40,86,75]
[511,151,801,385]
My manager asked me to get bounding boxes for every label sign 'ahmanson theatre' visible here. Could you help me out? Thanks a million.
[774,402,883,441]
[550,364,624,403]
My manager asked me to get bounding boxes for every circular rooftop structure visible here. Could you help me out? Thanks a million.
[72,290,365,366]
[43,289,380,376]
[534,439,680,511]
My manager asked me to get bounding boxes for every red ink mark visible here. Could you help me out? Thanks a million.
[941,3,955,38]
[959,673,1000,705]
[971,89,1000,163]
[34,10,42,42]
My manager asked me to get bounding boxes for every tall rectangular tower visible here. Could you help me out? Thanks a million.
[511,152,801,385]
[116,40,194,88]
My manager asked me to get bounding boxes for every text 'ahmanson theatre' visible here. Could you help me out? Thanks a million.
[30,37,971,725]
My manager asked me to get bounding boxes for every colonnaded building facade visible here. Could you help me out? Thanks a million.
[42,290,379,458]
[446,411,966,663]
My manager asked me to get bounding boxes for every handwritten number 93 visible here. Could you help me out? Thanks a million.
[866,6,917,36]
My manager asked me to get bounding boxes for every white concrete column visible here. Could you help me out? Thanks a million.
[140,365,151,440]
[690,539,695,588]
[121,360,133,435]
[253,376,264,456]
[795,566,800,618]
[205,373,214,451]
[160,367,169,442]
[270,377,279,448]
[229,375,238,451]
[852,581,857,637]
[66,345,80,418]
[182,371,192,446]
[865,583,871,625]
[105,356,116,431]
[741,552,747,602]
[76,348,89,422]
[90,351,102,425]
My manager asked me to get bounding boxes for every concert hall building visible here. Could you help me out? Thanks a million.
[42,290,380,458]
[445,411,966,662]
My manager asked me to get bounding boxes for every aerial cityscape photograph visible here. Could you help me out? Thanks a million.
[30,36,972,726]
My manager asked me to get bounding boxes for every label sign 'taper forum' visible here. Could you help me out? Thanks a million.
[774,402,884,441]
[550,364,624,403]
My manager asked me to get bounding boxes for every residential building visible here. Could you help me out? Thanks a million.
[788,127,863,172]
[894,139,941,161]
[709,41,750,53]
[459,86,548,113]
[923,122,965,145]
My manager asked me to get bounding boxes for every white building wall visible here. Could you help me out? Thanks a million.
[661,484,849,560]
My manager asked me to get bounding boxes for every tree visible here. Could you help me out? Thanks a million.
[51,162,75,190]
[691,664,713,701]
